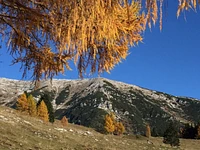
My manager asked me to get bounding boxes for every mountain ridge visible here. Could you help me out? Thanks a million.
[0,77,200,136]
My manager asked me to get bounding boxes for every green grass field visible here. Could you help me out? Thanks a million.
[0,106,199,150]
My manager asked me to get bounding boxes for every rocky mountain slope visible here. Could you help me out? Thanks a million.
[0,77,200,136]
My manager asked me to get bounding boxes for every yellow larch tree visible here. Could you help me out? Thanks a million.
[61,116,68,127]
[104,114,115,134]
[1,0,199,81]
[27,94,37,117]
[37,100,49,122]
[0,0,145,81]
[115,122,125,135]
[146,124,151,138]
[16,93,29,113]
[105,112,125,135]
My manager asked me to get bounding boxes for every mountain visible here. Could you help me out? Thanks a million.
[2,106,200,150]
[0,77,200,136]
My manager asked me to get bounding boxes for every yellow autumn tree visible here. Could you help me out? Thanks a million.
[104,114,115,134]
[27,94,37,117]
[61,116,68,127]
[104,112,125,135]
[1,0,199,81]
[115,122,125,135]
[37,100,49,122]
[146,124,151,138]
[0,0,145,81]
[16,93,29,113]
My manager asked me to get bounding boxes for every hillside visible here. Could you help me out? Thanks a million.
[0,78,200,136]
[0,106,200,150]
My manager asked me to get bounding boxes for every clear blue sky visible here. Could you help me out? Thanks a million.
[0,1,200,99]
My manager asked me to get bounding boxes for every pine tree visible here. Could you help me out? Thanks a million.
[163,122,180,147]
[61,116,68,126]
[146,124,151,138]
[38,94,54,123]
[37,100,49,122]
[27,94,37,117]
[104,114,115,134]
[16,93,29,113]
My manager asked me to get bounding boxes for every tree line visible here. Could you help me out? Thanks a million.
[17,92,69,126]
[17,93,50,122]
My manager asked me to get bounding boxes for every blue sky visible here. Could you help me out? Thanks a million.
[0,1,200,99]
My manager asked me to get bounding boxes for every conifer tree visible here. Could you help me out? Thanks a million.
[104,114,115,134]
[146,124,151,138]
[16,93,29,113]
[61,116,68,127]
[38,94,55,123]
[37,100,49,122]
[27,94,37,117]
[1,0,200,81]
[110,112,115,122]
[115,122,125,135]
[163,122,180,147]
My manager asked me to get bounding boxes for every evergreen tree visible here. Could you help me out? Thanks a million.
[163,122,180,147]
[37,100,49,122]
[27,94,37,117]
[182,123,197,139]
[104,114,115,134]
[16,93,29,113]
[38,93,54,123]
[61,116,68,126]
[146,124,151,138]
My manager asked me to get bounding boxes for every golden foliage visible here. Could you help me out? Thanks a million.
[27,95,37,117]
[37,100,49,122]
[0,0,145,80]
[104,112,125,135]
[146,124,151,138]
[104,114,115,134]
[0,0,199,81]
[114,122,125,135]
[16,93,29,113]
[143,0,199,30]
[61,116,68,126]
